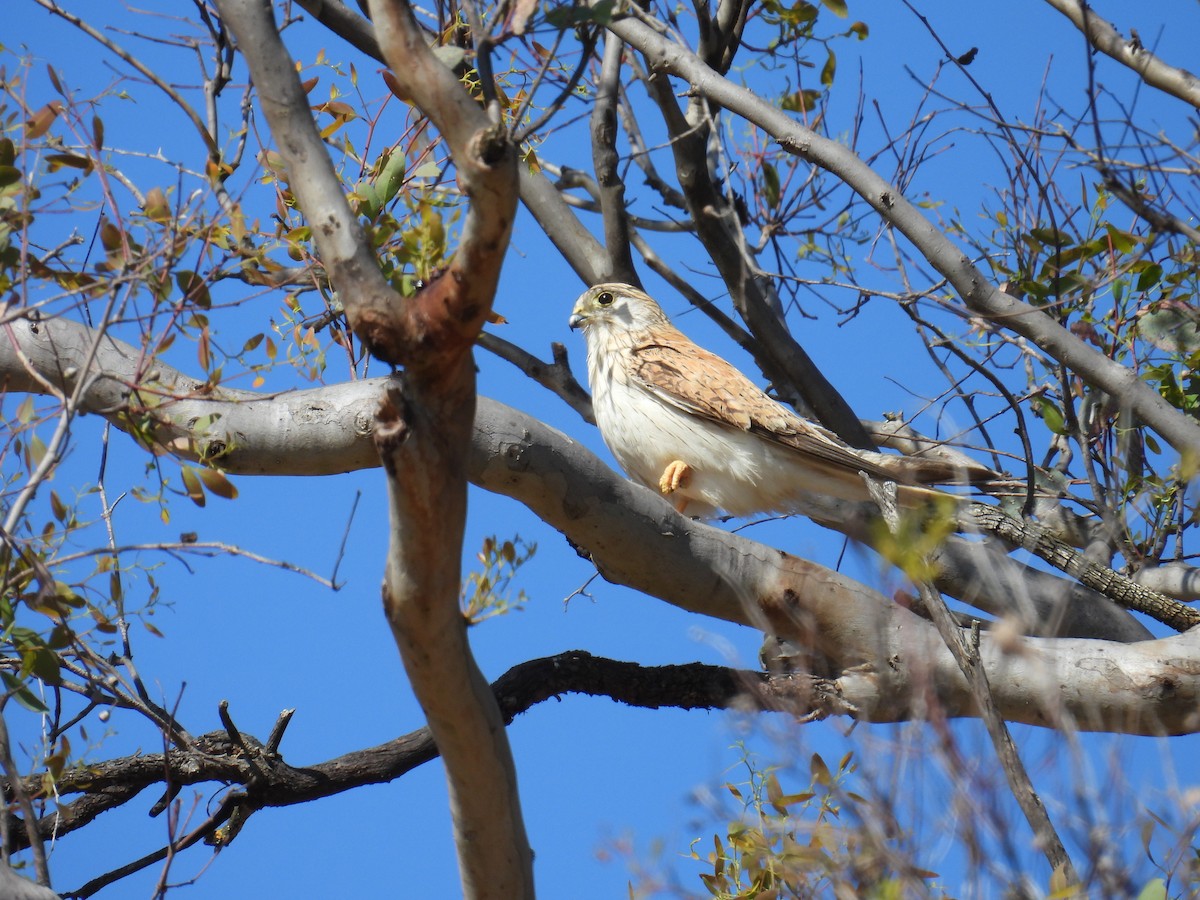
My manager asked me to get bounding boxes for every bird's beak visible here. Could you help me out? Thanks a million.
[568,311,586,330]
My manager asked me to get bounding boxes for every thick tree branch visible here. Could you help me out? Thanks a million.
[608,15,1200,459]
[214,0,402,361]
[16,637,1200,888]
[366,1,531,896]
[590,35,638,283]
[298,0,615,291]
[214,0,529,896]
[1134,563,1200,603]
[471,404,1200,734]
[0,315,1161,645]
[965,504,1200,632]
[517,165,608,285]
[4,651,842,873]
[639,64,874,448]
[1041,0,1200,109]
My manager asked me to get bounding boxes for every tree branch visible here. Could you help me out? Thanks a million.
[638,60,874,447]
[214,0,404,360]
[299,0,614,293]
[214,0,529,896]
[913,580,1079,884]
[590,35,638,282]
[608,14,1200,458]
[19,636,1198,891]
[476,331,595,423]
[1041,0,1200,108]
[0,316,1165,646]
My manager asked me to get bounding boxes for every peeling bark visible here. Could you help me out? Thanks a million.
[213,0,529,895]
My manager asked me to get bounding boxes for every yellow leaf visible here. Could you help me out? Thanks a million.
[198,467,238,500]
[144,186,171,222]
[180,467,206,507]
[26,102,62,139]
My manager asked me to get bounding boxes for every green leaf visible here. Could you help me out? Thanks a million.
[545,0,615,27]
[762,163,781,209]
[410,161,442,180]
[28,646,62,687]
[1104,223,1139,254]
[29,434,47,466]
[821,0,848,16]
[1031,396,1068,435]
[374,150,407,207]
[50,490,68,524]
[782,89,823,113]
[820,49,837,88]
[1,672,48,713]
[1138,303,1200,354]
[45,153,93,173]
[1029,226,1068,247]
[143,186,172,222]
[357,149,408,220]
[1135,263,1162,292]
[176,270,212,309]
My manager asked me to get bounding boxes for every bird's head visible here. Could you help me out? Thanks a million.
[568,283,669,334]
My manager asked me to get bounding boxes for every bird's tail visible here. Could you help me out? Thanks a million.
[876,452,999,488]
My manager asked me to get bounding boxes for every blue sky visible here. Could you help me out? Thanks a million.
[6,1,1200,896]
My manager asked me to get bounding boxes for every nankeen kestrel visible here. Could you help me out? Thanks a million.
[569,283,990,517]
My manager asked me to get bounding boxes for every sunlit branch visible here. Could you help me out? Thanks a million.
[1042,0,1200,108]
[607,12,1200,458]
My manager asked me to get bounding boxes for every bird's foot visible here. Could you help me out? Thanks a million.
[659,460,692,496]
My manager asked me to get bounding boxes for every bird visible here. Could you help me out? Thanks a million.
[568,283,993,518]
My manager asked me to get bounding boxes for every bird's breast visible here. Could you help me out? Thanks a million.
[589,370,787,516]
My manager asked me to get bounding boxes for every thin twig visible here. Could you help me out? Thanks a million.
[0,705,50,886]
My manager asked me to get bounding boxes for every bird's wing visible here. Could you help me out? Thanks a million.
[629,332,908,483]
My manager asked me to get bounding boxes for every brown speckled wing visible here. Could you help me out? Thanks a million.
[628,331,907,483]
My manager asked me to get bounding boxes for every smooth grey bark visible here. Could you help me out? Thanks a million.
[3,315,1197,734]
[1041,0,1200,108]
[0,313,1161,639]
[0,314,1154,629]
[0,864,59,900]
[606,14,1200,460]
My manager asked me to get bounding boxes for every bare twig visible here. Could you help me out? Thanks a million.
[0,707,50,886]
[32,0,220,159]
[477,332,594,422]
[915,579,1079,885]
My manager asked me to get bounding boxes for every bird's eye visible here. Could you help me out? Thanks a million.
[596,291,614,306]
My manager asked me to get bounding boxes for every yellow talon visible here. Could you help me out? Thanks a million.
[659,459,692,495]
